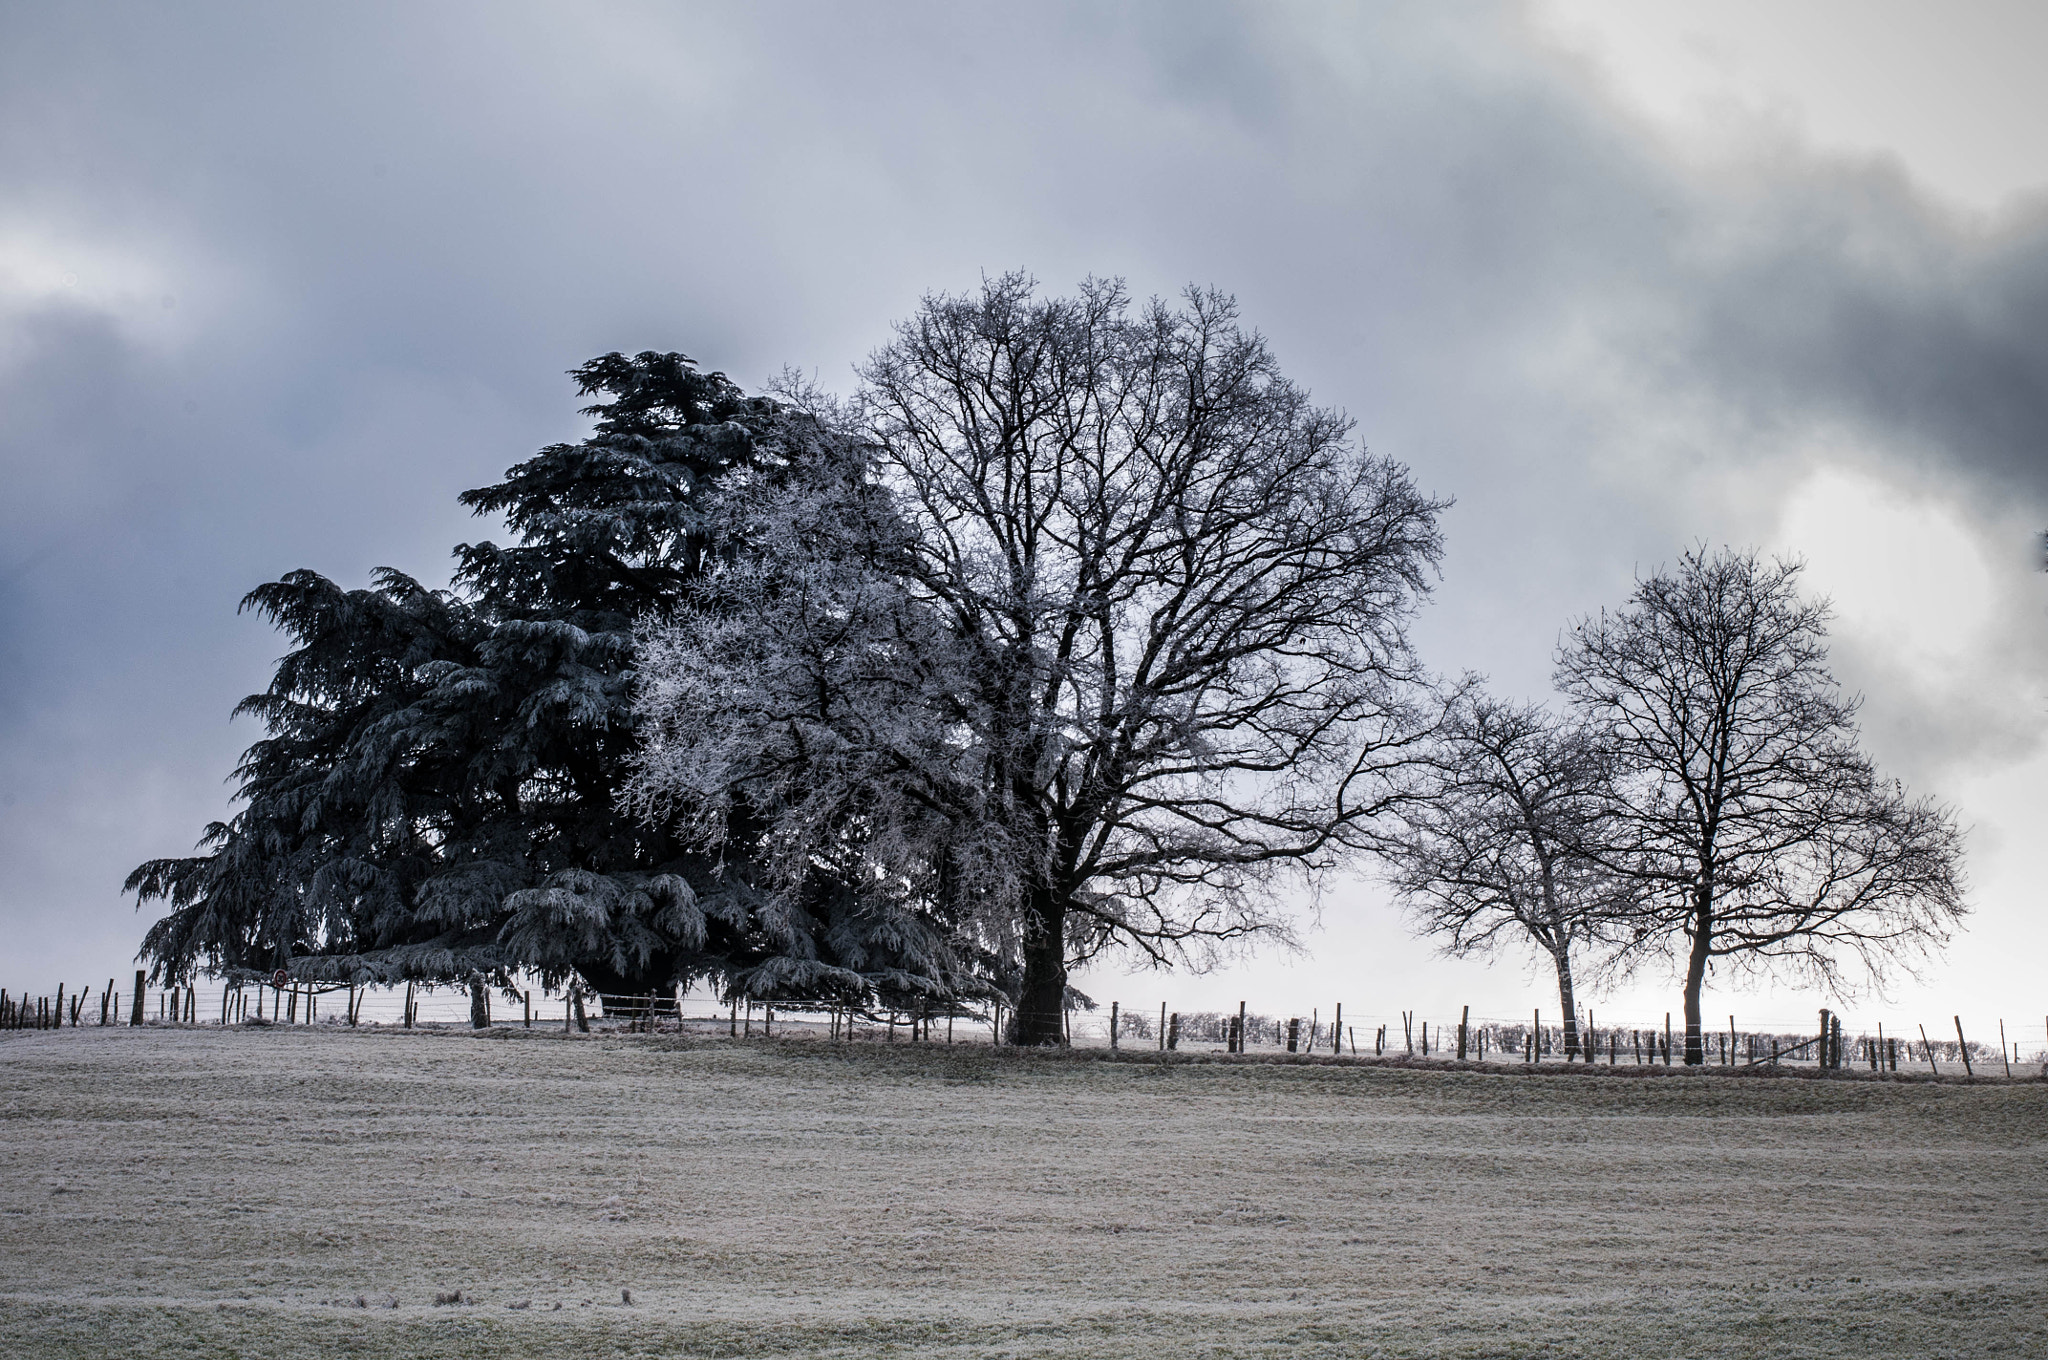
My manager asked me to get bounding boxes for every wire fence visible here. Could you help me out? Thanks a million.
[4,974,2043,1079]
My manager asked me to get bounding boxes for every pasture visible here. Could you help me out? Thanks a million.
[2,1026,2043,1358]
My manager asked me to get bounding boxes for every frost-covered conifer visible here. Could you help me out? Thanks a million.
[130,354,782,995]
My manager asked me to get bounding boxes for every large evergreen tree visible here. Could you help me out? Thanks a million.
[130,353,843,997]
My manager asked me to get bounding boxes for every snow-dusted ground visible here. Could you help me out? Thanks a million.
[2,1026,2042,1358]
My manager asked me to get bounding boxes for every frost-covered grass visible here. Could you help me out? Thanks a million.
[3,1026,2043,1358]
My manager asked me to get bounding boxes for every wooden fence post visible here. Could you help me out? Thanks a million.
[1237,1000,1247,1054]
[1457,1005,1469,1061]
[1954,1017,1972,1076]
[131,970,145,1027]
[1334,1002,1343,1055]
[1919,1023,1937,1073]
[1110,1001,1119,1051]
[1998,1020,2011,1078]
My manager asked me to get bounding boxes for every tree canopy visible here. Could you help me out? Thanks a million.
[129,352,946,1001]
[1377,692,1630,1060]
[628,276,1450,1043]
[1556,547,1967,1064]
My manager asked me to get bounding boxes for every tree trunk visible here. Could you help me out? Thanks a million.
[469,978,489,1029]
[1552,949,1581,1061]
[1681,902,1712,1066]
[1014,888,1068,1046]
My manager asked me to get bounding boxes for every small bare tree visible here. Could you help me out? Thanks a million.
[1557,547,1967,1065]
[1378,693,1628,1060]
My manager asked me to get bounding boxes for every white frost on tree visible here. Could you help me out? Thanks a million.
[629,276,1450,1043]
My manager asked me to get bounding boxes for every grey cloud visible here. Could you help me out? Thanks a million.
[0,0,2040,984]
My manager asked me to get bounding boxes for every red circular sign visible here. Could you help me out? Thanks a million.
[272,969,289,987]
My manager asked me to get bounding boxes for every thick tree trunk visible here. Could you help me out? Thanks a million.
[1681,901,1712,1066]
[468,978,489,1029]
[1553,950,1581,1061]
[1013,888,1068,1047]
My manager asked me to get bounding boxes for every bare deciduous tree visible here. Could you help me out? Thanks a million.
[633,275,1448,1045]
[1378,692,1628,1060]
[1557,547,1966,1065]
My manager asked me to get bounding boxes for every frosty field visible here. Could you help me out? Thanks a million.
[2,1027,2043,1359]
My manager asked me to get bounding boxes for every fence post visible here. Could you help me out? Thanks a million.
[1333,1002,1343,1055]
[130,970,145,1027]
[1954,1017,1972,1076]
[1998,1020,2011,1078]
[1110,1001,1119,1051]
[1237,1000,1246,1054]
[1457,1005,1468,1061]
[1160,1002,1167,1052]
[1286,1017,1299,1053]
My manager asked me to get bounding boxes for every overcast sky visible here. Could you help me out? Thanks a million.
[3,1,2043,1036]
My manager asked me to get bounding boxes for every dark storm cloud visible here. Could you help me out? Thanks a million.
[1,1,2041,981]
[1672,178,2048,505]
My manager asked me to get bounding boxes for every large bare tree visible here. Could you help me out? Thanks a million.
[634,275,1447,1044]
[860,277,1446,1042]
[1378,693,1629,1060]
[1557,547,1966,1065]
